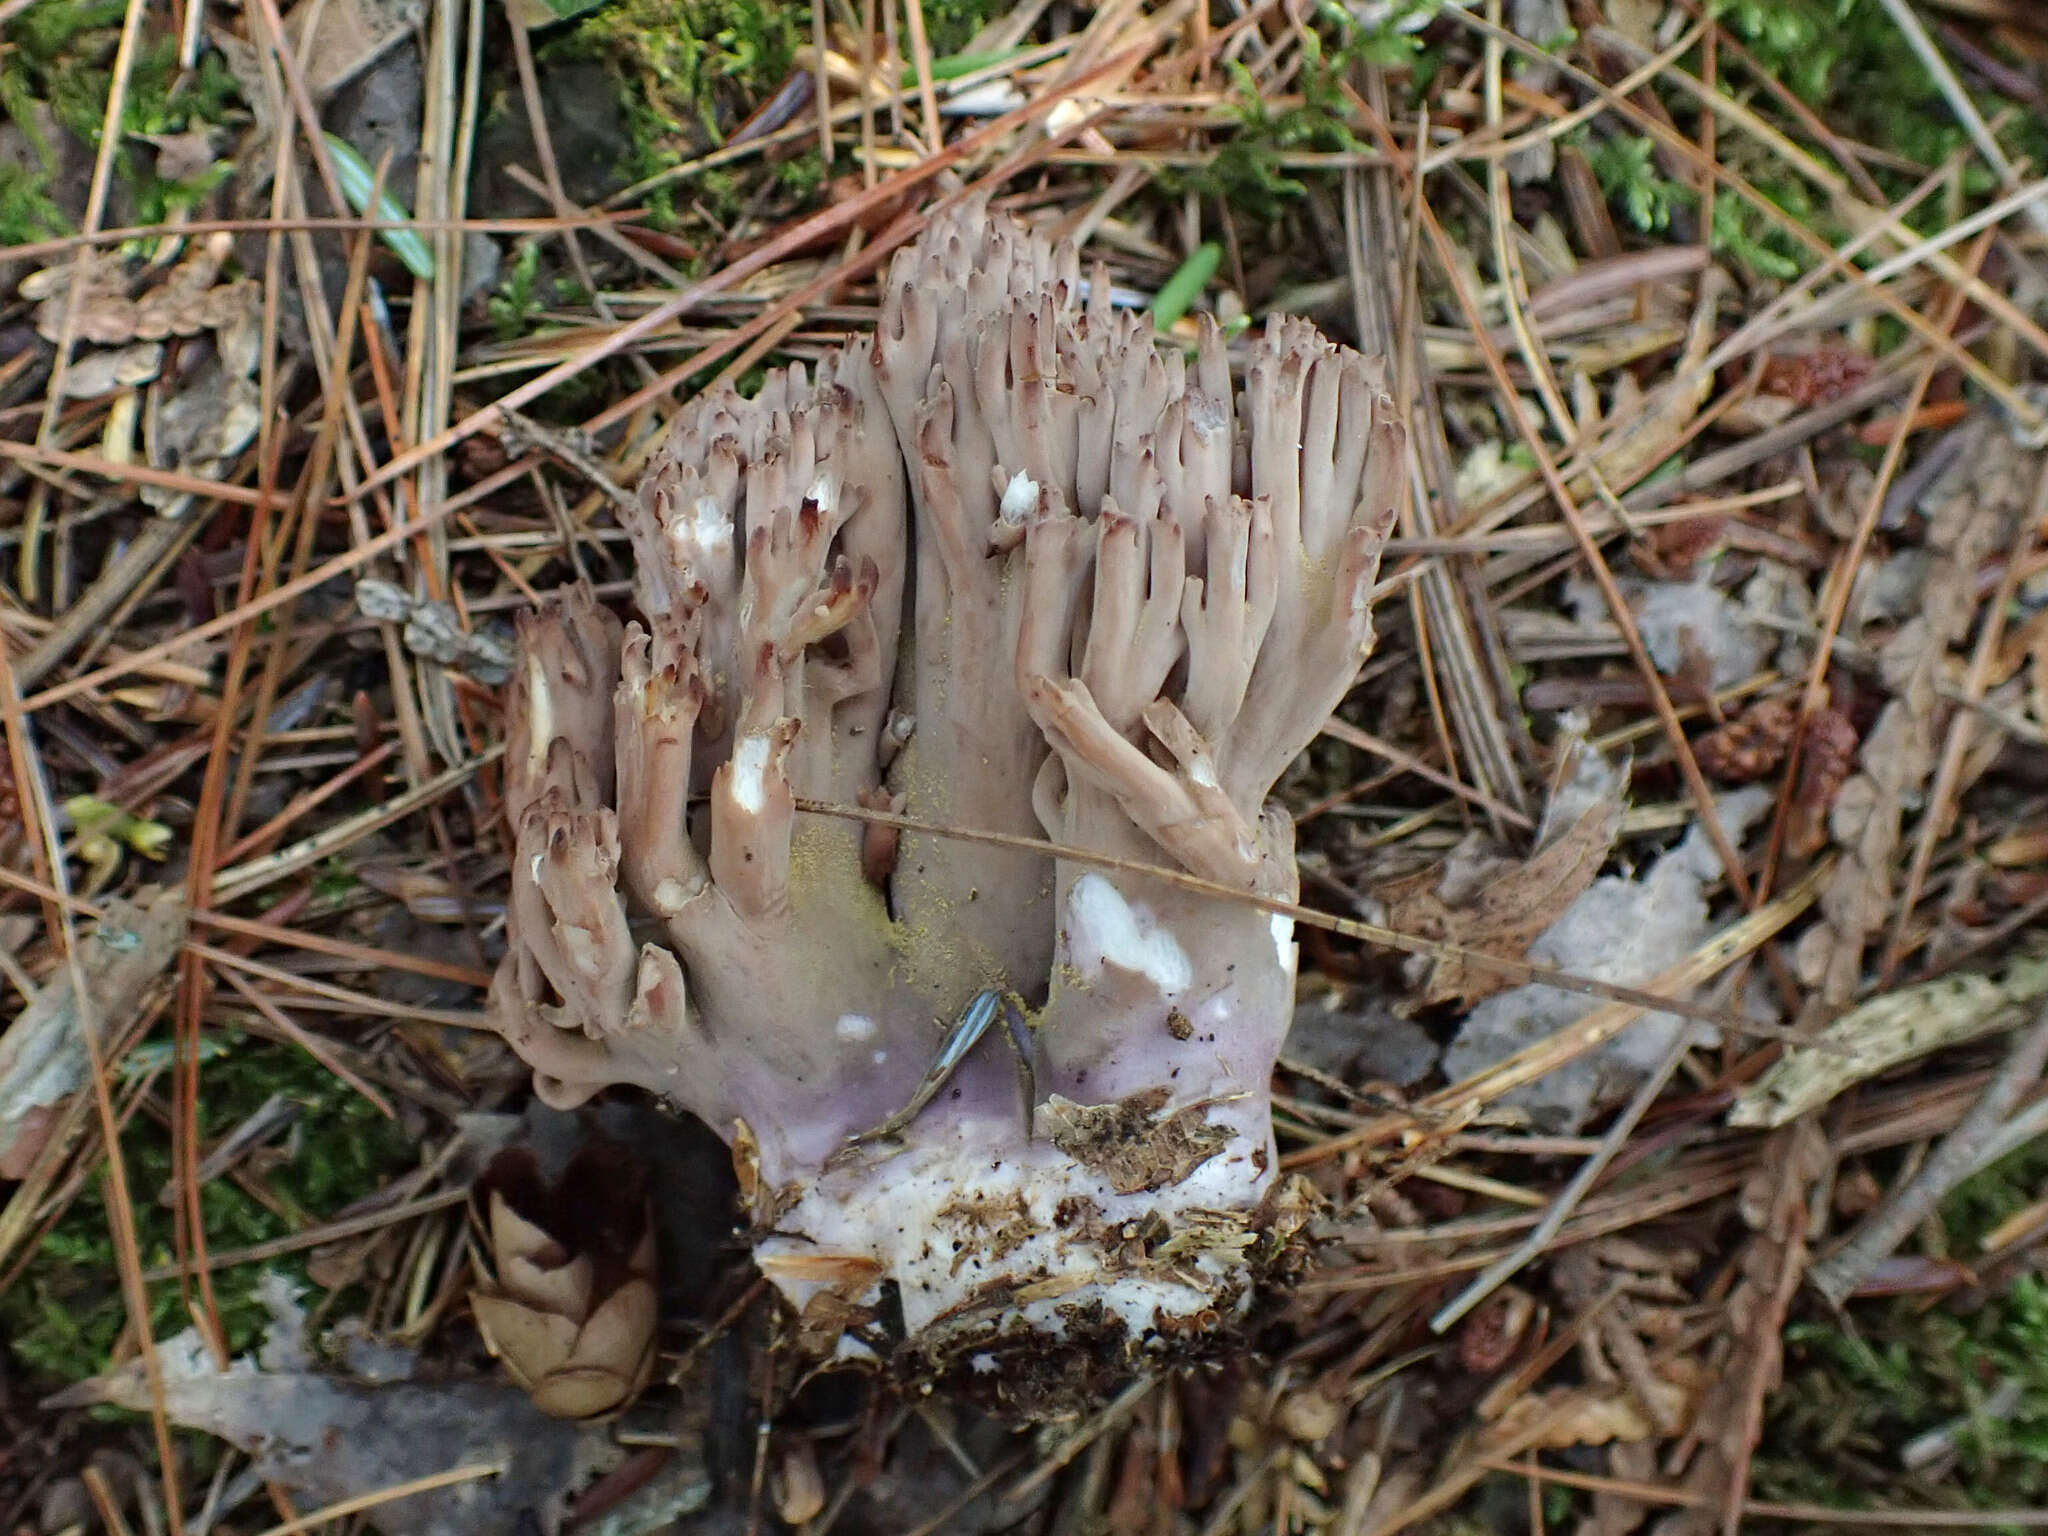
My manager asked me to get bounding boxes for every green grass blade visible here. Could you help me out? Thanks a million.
[1151,242,1222,331]
[321,133,436,280]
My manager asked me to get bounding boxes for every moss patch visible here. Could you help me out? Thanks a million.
[0,0,242,243]
[0,1031,415,1392]
[540,0,801,224]
[1754,1137,2048,1523]
[915,0,1008,57]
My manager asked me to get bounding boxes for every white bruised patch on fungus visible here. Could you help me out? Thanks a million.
[1065,873,1192,996]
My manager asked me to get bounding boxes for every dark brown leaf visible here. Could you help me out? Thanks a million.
[1373,797,1620,1007]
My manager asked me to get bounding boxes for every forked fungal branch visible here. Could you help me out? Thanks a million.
[488,201,1407,1407]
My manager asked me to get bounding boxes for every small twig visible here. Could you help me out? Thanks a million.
[1001,1374,1156,1503]
[1758,220,1994,943]
[192,908,492,989]
[1447,7,2047,429]
[22,54,1142,720]
[139,1187,472,1281]
[1,211,639,265]
[18,514,206,689]
[496,408,639,513]
[1319,717,1533,831]
[211,967,397,1120]
[1476,1454,2048,1527]
[82,1463,140,1536]
[899,1450,1035,1536]
[1195,1446,1287,1536]
[248,1464,504,1536]
[20,0,148,606]
[0,438,275,507]
[218,740,400,865]
[191,942,488,1030]
[1416,197,1752,906]
[208,745,501,902]
[1808,1000,2048,1306]
[1879,448,2048,983]
[0,652,188,1529]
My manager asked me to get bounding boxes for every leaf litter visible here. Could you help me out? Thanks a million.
[5,0,2048,1530]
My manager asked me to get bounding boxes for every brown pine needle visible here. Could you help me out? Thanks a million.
[249,1462,505,1536]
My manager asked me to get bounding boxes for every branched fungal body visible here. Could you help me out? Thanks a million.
[490,204,1406,1411]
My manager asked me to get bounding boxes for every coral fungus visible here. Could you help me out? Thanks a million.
[488,202,1405,1402]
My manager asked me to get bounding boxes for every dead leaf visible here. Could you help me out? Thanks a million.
[210,0,424,119]
[26,236,261,460]
[213,281,263,377]
[1482,1360,1702,1454]
[1648,1122,1831,1536]
[1441,780,1774,1132]
[133,242,238,340]
[44,1279,703,1536]
[1798,420,2031,1002]
[144,353,261,512]
[1603,0,1663,51]
[22,253,135,344]
[137,127,222,185]
[1039,1088,1234,1195]
[1376,796,1621,1007]
[1991,605,2048,731]
[0,888,188,1179]
[61,341,163,398]
[1785,701,1858,858]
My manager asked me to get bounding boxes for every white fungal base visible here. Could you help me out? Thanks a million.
[753,1103,1273,1346]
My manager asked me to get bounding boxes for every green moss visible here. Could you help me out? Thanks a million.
[489,239,546,342]
[1175,30,1362,223]
[1713,0,2048,220]
[1533,3,2048,288]
[1588,133,1681,234]
[774,147,827,198]
[1324,0,1455,68]
[1573,124,1823,283]
[1755,1136,2048,1524]
[1714,0,1854,106]
[545,0,800,156]
[530,0,812,239]
[1941,1137,2048,1253]
[1168,1,1460,228]
[1710,189,1810,283]
[0,0,244,241]
[0,162,71,243]
[310,856,358,906]
[0,1031,415,1391]
[916,0,1007,57]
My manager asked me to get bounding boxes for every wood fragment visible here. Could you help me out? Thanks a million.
[1731,943,2048,1127]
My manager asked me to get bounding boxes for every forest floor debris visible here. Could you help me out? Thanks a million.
[5,0,2048,1531]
